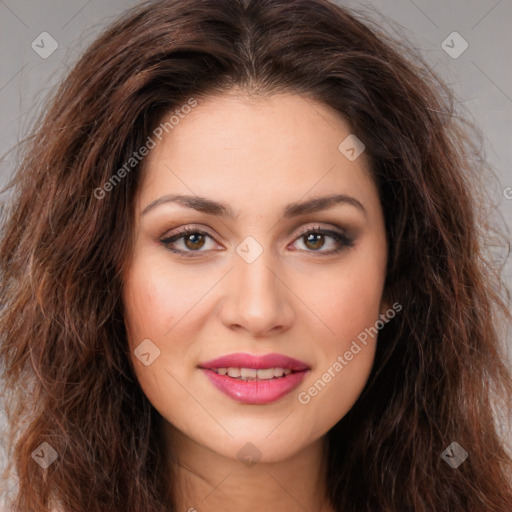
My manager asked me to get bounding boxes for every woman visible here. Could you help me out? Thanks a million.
[1,0,511,510]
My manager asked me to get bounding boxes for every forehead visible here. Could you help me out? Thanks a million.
[138,91,380,222]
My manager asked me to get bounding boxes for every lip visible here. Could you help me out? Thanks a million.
[199,352,310,371]
[198,352,310,405]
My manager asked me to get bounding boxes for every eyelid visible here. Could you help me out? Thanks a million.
[162,222,349,240]
[293,223,347,239]
[160,224,218,243]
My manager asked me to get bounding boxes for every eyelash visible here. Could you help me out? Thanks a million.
[159,225,354,258]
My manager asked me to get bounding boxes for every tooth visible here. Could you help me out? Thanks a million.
[227,367,241,378]
[256,368,276,380]
[240,368,257,379]
[274,367,284,378]
[221,367,293,379]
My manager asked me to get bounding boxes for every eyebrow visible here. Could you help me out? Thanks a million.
[141,193,367,219]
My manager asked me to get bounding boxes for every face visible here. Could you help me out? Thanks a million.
[122,90,388,464]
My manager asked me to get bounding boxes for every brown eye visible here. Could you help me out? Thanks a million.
[160,227,218,257]
[160,225,354,258]
[292,227,354,254]
[303,232,326,251]
[183,233,206,250]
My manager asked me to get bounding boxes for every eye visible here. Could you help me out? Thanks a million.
[159,224,354,258]
[160,226,220,257]
[290,225,354,254]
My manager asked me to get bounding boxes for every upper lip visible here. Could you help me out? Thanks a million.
[199,352,310,371]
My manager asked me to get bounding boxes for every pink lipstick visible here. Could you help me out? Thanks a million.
[198,352,310,405]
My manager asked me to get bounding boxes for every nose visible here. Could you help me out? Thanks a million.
[218,251,295,337]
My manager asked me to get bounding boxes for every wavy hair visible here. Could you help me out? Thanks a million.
[1,0,511,510]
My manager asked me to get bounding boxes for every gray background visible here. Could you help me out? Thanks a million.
[1,0,511,278]
[0,0,511,498]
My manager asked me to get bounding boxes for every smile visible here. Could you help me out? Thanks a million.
[198,352,310,405]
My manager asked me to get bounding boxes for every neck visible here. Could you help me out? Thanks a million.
[161,421,335,512]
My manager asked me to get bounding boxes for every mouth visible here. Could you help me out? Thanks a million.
[198,352,310,405]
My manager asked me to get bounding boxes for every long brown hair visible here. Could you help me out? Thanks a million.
[1,0,511,510]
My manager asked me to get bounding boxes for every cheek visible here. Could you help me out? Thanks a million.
[294,248,385,429]
[122,253,209,422]
[122,267,190,427]
[122,250,201,344]
[299,248,386,345]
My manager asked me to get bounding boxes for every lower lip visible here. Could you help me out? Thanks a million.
[201,369,309,405]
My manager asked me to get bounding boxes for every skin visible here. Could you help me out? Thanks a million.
[122,89,389,512]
